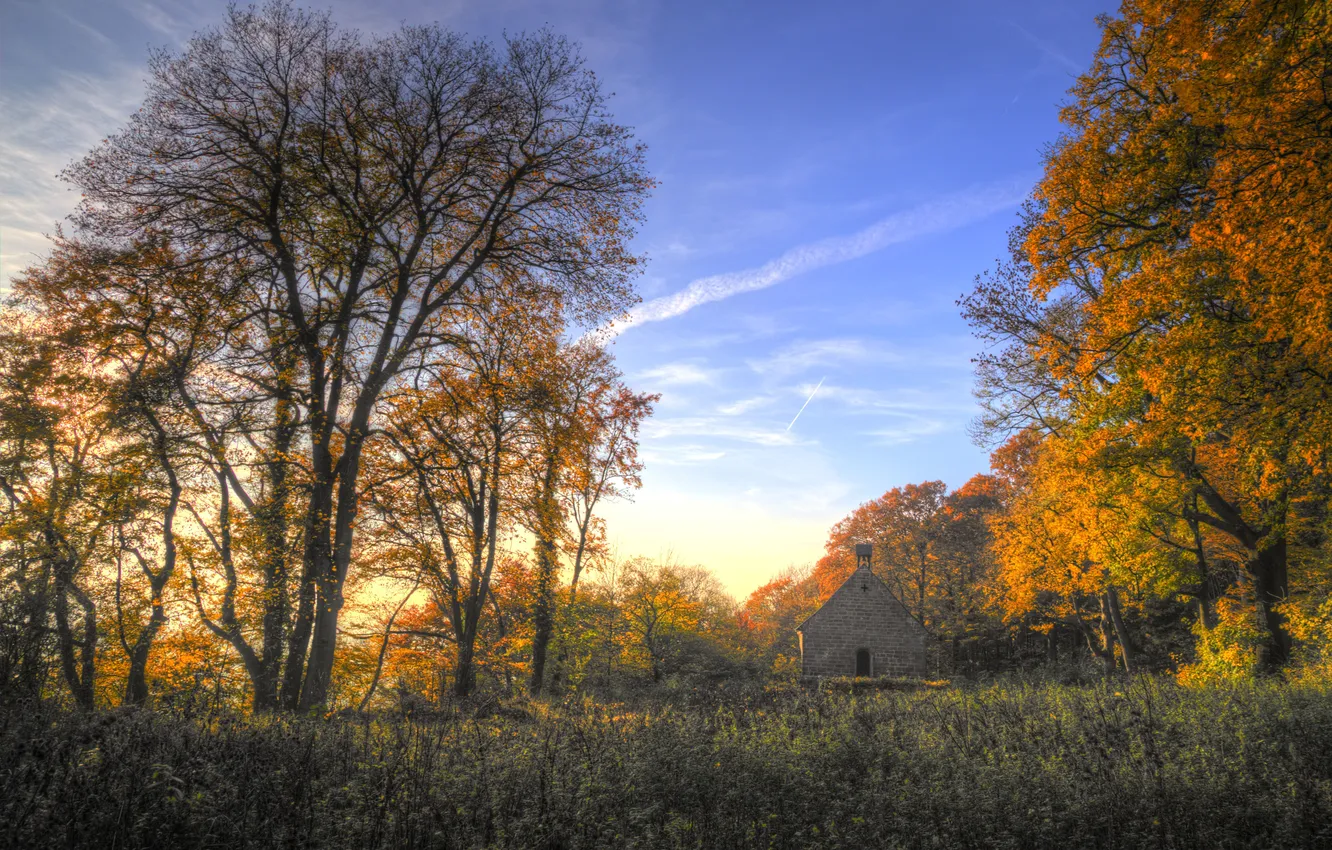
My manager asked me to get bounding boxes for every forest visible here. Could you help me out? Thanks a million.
[2,1,1331,847]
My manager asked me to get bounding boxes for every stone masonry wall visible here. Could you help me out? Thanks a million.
[798,567,927,679]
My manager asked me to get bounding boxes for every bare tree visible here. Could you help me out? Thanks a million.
[65,2,650,709]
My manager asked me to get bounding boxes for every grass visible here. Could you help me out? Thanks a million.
[3,677,1329,849]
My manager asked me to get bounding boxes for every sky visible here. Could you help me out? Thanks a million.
[0,0,1113,597]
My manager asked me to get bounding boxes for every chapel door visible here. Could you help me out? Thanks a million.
[855,648,871,677]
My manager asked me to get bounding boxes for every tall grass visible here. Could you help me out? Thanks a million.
[3,678,1328,849]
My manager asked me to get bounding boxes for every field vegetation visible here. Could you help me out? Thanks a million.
[4,677,1330,849]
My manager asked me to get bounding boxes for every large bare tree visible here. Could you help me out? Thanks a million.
[65,2,650,709]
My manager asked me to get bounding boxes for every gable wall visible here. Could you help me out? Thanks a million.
[799,569,927,678]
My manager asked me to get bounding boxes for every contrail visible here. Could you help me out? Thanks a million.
[594,179,1028,340]
[786,376,826,432]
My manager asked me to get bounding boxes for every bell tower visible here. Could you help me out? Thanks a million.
[855,542,872,570]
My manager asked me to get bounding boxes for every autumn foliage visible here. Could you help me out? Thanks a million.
[5,0,1332,721]
[962,0,1332,680]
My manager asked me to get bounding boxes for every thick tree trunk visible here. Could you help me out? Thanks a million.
[300,583,343,710]
[52,555,96,710]
[300,430,368,711]
[280,552,317,710]
[1192,474,1291,671]
[126,550,175,707]
[124,609,164,706]
[454,630,477,698]
[282,454,334,710]
[528,564,554,695]
[1075,598,1116,676]
[282,395,340,711]
[255,392,295,712]
[1186,506,1220,630]
[1249,537,1291,672]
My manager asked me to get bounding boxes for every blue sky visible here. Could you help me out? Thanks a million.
[0,0,1112,596]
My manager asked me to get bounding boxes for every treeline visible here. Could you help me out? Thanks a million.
[970,0,1332,682]
[751,0,1332,685]
[5,0,1332,714]
[0,2,657,713]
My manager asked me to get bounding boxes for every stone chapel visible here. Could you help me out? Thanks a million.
[797,543,928,679]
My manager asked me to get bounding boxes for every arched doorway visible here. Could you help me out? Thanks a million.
[855,648,872,677]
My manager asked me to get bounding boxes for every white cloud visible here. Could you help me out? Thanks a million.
[717,396,774,416]
[0,63,145,286]
[641,444,727,465]
[603,180,1026,336]
[814,383,975,415]
[863,420,950,445]
[748,338,902,375]
[637,362,716,386]
[643,417,802,448]
[747,336,977,376]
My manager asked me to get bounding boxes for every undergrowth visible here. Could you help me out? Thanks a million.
[2,677,1329,849]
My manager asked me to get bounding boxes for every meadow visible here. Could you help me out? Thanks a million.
[4,677,1329,850]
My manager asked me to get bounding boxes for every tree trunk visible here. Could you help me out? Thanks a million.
[125,559,173,707]
[124,609,164,706]
[1106,586,1134,676]
[454,630,477,698]
[528,564,554,694]
[300,429,369,711]
[1186,502,1220,630]
[124,415,181,707]
[1191,472,1290,671]
[255,390,295,712]
[1073,601,1113,675]
[1249,537,1291,672]
[280,554,317,710]
[52,555,96,710]
[1097,593,1118,675]
[359,575,418,712]
[300,583,343,710]
[280,473,330,710]
[529,457,560,696]
[549,521,594,692]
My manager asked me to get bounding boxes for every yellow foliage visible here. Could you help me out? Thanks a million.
[1176,596,1268,687]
